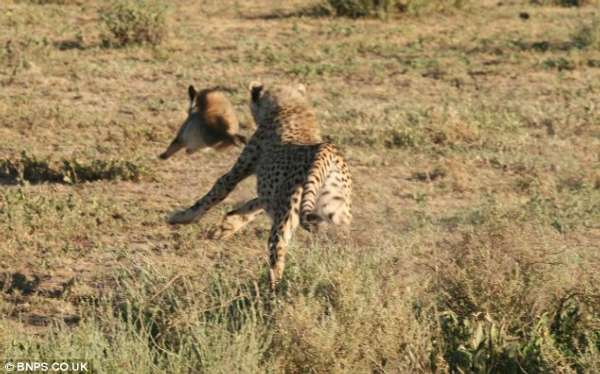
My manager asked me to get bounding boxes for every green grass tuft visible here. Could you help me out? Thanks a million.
[0,153,143,185]
[573,15,600,50]
[100,0,168,47]
[532,0,598,6]
[325,0,469,18]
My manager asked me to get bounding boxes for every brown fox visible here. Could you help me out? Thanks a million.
[159,85,247,159]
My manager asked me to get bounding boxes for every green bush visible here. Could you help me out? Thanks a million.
[573,16,600,49]
[325,0,400,18]
[531,0,597,6]
[402,0,470,14]
[100,0,167,47]
[0,152,143,184]
[18,0,80,4]
[325,0,469,18]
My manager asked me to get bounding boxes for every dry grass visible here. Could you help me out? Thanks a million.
[1,0,599,372]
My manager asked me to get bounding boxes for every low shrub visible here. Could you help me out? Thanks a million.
[325,0,400,18]
[18,0,81,4]
[0,152,143,184]
[531,0,598,6]
[325,0,470,18]
[572,16,600,50]
[100,0,167,47]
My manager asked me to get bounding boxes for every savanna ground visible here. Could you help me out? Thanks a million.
[1,0,599,372]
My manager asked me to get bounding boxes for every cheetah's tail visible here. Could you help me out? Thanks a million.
[300,143,351,231]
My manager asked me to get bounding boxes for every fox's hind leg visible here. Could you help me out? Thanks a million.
[210,198,265,240]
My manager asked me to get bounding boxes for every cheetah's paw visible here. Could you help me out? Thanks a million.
[167,209,198,225]
[208,224,235,240]
[300,212,324,232]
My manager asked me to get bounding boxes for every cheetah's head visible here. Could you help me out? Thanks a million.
[248,81,308,128]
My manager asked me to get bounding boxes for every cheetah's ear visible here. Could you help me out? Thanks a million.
[249,81,263,102]
[188,85,197,102]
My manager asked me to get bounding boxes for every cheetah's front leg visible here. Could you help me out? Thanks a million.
[210,198,265,240]
[167,140,260,225]
[168,207,203,224]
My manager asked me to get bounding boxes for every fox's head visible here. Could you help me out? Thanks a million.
[159,85,246,160]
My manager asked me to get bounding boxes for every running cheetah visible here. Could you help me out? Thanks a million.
[168,82,352,288]
[207,83,324,241]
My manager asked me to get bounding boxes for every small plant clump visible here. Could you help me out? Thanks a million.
[61,159,143,184]
[20,0,81,4]
[325,0,469,18]
[325,0,401,18]
[0,152,143,184]
[572,16,600,50]
[531,0,598,6]
[100,0,168,47]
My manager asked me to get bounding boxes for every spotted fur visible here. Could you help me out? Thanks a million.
[168,82,352,289]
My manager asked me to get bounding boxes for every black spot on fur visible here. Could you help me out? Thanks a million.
[188,85,197,101]
[251,84,263,102]
[306,213,322,222]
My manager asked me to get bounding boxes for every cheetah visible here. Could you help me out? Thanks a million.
[159,85,247,160]
[208,83,324,241]
[168,82,352,289]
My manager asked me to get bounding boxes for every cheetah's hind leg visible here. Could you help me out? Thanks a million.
[301,212,327,233]
[210,198,265,240]
[268,186,302,290]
